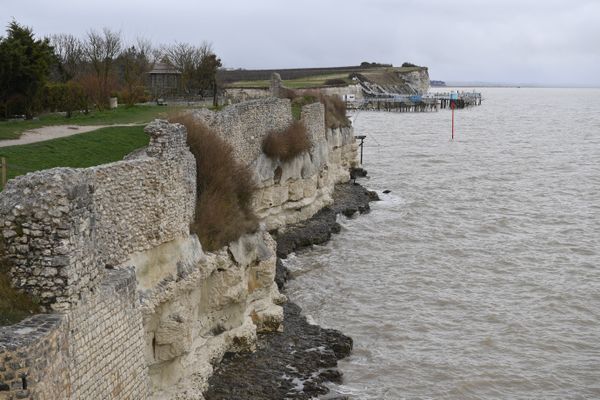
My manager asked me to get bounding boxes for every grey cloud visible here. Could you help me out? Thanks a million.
[2,0,599,85]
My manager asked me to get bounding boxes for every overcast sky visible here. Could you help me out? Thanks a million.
[3,0,599,86]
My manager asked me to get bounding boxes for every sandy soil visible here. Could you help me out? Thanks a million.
[0,124,144,148]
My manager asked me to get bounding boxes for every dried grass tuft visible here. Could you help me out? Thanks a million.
[170,113,258,251]
[319,94,350,129]
[262,121,312,162]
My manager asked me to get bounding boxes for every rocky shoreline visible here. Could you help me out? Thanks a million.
[204,180,377,400]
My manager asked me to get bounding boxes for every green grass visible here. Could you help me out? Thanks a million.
[285,73,353,89]
[226,80,271,88]
[0,125,149,189]
[0,261,41,326]
[228,72,353,90]
[0,104,182,140]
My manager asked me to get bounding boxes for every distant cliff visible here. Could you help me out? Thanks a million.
[351,66,430,96]
[222,64,431,97]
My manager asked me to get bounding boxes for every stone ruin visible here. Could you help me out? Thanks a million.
[0,97,359,399]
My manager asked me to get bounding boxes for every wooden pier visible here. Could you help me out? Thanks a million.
[435,91,482,109]
[347,91,482,113]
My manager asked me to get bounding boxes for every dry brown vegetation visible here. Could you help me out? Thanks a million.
[169,114,258,252]
[285,89,350,129]
[262,121,312,162]
[0,260,41,326]
[319,94,351,129]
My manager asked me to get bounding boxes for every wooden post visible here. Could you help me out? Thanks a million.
[451,102,455,140]
[1,157,6,188]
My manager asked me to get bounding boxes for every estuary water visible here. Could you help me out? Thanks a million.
[285,88,600,399]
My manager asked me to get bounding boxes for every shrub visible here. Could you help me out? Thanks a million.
[117,85,146,107]
[44,82,87,117]
[169,114,258,251]
[0,260,41,326]
[279,87,297,101]
[288,93,349,129]
[401,62,420,68]
[319,94,350,129]
[262,120,312,162]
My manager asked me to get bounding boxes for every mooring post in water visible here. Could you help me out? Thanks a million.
[356,135,366,165]
[451,101,455,140]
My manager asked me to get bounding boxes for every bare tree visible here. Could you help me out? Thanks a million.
[118,37,156,105]
[84,28,122,107]
[50,33,85,82]
[161,41,214,94]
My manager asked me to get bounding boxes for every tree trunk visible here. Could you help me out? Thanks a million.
[212,80,218,107]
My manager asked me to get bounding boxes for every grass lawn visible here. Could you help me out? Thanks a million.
[226,80,271,89]
[0,104,182,141]
[228,72,353,89]
[0,125,149,189]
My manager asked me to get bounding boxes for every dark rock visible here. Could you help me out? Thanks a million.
[204,302,352,400]
[383,189,391,194]
[205,181,377,399]
[350,167,368,178]
[276,182,376,260]
[319,368,343,384]
[275,258,290,290]
[367,190,380,201]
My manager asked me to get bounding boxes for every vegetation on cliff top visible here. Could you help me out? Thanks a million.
[288,93,350,130]
[0,125,149,190]
[262,120,312,162]
[169,114,258,251]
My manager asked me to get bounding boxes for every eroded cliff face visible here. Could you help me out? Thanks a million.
[134,232,285,399]
[0,98,359,400]
[399,68,430,95]
[354,67,431,96]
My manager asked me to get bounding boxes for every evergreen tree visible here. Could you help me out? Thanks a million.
[0,21,55,119]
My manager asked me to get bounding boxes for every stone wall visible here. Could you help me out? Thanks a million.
[0,120,195,310]
[190,98,359,230]
[0,95,358,399]
[0,269,147,400]
[190,98,292,166]
[0,120,194,398]
[0,314,68,400]
[68,268,147,399]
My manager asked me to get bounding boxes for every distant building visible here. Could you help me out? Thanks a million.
[147,63,181,99]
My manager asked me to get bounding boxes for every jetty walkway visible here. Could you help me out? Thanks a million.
[347,91,482,113]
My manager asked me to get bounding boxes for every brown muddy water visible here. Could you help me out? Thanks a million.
[285,88,600,399]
